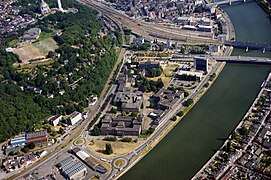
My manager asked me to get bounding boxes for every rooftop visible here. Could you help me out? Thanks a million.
[26,130,47,140]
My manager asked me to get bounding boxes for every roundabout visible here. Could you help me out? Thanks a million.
[73,138,85,146]
[113,158,128,169]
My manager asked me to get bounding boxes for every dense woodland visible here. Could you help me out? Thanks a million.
[0,0,121,142]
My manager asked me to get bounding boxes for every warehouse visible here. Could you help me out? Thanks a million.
[56,156,87,180]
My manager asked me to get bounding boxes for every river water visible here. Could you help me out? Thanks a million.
[121,1,271,180]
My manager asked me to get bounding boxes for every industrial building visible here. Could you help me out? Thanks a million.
[68,111,82,125]
[194,56,209,72]
[10,135,26,147]
[71,148,107,174]
[56,156,87,180]
[26,130,48,146]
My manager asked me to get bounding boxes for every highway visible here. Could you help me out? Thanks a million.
[78,0,221,45]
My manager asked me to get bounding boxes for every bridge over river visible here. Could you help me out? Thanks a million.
[213,56,271,64]
[212,0,247,5]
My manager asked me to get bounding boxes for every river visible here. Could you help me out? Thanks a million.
[121,1,271,180]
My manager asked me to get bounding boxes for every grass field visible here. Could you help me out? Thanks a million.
[15,59,54,72]
[13,37,58,63]
[88,139,141,158]
[36,32,54,42]
[147,63,178,86]
[8,39,18,47]
[33,38,58,56]
[13,45,43,63]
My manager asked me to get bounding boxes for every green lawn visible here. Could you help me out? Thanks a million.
[8,39,18,47]
[33,37,58,56]
[37,32,54,42]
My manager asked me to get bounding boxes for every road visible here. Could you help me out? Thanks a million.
[10,16,127,180]
[104,62,224,180]
[213,55,271,64]
[7,1,235,179]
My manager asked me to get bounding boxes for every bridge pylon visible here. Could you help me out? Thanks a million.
[229,0,232,5]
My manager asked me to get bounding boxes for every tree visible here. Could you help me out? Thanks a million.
[105,143,113,155]
[131,112,138,117]
[59,127,65,135]
[183,99,194,107]
[28,142,36,149]
[103,136,117,141]
[177,110,184,117]
[47,51,54,58]
[52,131,58,137]
[121,111,127,116]
[148,67,163,77]
[111,107,117,114]
[121,137,132,142]
[239,126,249,136]
[171,116,177,121]
[184,91,189,97]
[93,125,101,136]
[226,141,232,153]
[21,146,29,153]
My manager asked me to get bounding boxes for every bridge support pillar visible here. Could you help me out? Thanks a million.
[229,0,232,5]
[244,0,246,2]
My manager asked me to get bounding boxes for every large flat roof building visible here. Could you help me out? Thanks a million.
[10,135,26,147]
[26,130,48,145]
[101,114,143,136]
[56,156,87,180]
[194,56,208,72]
[114,91,143,112]
[175,70,203,81]
[23,28,41,41]
[71,148,107,174]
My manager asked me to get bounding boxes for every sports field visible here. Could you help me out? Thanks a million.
[12,37,58,63]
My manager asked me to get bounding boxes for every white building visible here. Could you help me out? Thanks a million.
[194,0,203,6]
[40,0,50,14]
[175,70,203,80]
[48,114,62,126]
[68,111,82,125]
[10,135,26,147]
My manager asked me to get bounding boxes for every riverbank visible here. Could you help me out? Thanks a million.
[116,61,226,179]
[192,72,271,179]
[121,1,271,179]
[255,0,271,17]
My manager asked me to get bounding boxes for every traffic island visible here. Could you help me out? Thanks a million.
[73,138,85,146]
[113,158,128,169]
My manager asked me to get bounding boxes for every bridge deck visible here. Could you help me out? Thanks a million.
[213,56,271,64]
